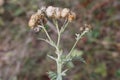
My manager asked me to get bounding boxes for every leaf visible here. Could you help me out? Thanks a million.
[66,62,74,68]
[70,49,83,58]
[66,49,86,63]
[73,57,86,63]
[48,71,57,80]
[45,24,49,30]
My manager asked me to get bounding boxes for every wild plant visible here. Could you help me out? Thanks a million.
[28,6,91,80]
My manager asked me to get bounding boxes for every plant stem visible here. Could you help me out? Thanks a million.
[56,51,62,80]
[53,20,60,47]
[42,27,52,42]
[68,38,78,57]
[60,20,69,33]
[67,30,88,58]
[57,33,61,47]
[53,19,63,80]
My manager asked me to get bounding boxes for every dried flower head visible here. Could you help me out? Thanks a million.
[46,6,55,17]
[28,12,47,29]
[68,11,76,22]
[80,24,92,32]
[84,24,92,31]
[61,8,70,18]
[54,7,62,19]
[28,6,77,31]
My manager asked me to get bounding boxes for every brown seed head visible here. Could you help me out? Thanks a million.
[68,11,76,22]
[80,24,92,32]
[28,12,47,29]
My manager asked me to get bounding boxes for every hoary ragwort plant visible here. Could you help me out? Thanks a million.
[28,6,92,80]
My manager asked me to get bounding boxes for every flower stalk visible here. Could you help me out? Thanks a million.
[56,51,62,80]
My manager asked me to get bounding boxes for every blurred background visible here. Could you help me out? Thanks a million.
[0,0,120,80]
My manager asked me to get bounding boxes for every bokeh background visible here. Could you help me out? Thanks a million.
[0,0,120,80]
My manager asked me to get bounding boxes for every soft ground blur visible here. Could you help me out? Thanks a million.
[0,0,120,80]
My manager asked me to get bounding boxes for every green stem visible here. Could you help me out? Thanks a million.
[42,27,52,42]
[60,20,69,33]
[56,52,62,80]
[68,39,78,57]
[57,33,61,47]
[53,19,63,80]
[56,23,60,47]
[38,38,57,49]
[67,30,88,58]
[39,21,53,42]
[53,19,61,47]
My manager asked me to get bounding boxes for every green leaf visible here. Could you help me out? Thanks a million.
[67,49,86,63]
[70,49,83,58]
[48,71,57,80]
[73,57,86,63]
[45,24,49,30]
[66,62,74,68]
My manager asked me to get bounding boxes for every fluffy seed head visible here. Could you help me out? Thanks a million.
[61,8,70,18]
[46,6,55,17]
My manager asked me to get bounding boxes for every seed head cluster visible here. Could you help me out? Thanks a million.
[45,6,76,20]
[28,6,76,29]
[80,24,92,33]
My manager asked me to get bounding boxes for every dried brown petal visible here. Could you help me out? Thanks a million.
[68,11,76,22]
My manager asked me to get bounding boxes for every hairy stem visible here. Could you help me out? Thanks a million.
[53,19,61,47]
[67,30,88,58]
[56,21,60,47]
[56,51,62,80]
[42,26,52,42]
[53,19,63,80]
[60,20,69,33]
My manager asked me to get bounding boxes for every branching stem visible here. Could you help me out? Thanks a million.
[67,30,88,58]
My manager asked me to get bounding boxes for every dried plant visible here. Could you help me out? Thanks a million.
[28,6,91,80]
